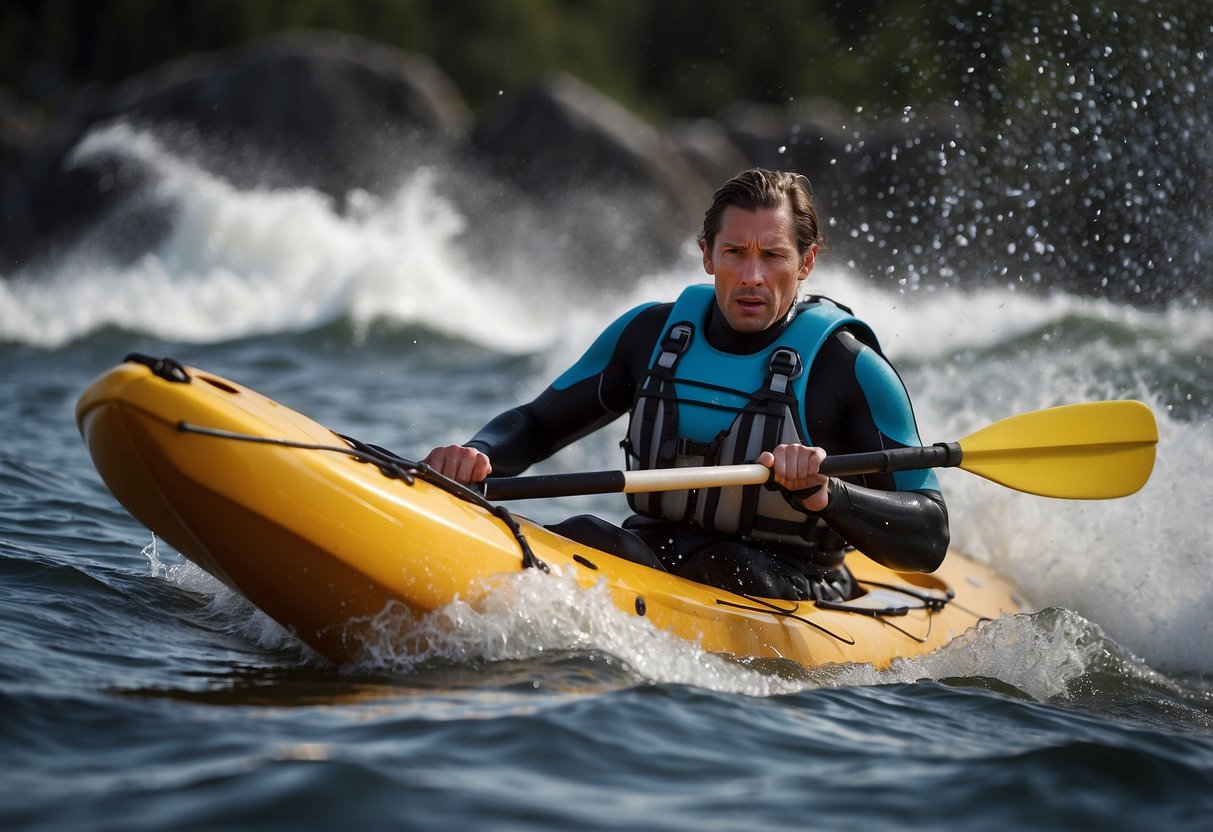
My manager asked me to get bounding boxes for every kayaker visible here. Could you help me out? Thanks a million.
[423,168,948,602]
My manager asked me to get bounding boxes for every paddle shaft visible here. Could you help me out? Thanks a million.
[479,442,963,501]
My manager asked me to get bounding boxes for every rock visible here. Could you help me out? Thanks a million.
[1,31,472,272]
[0,88,42,163]
[84,30,472,190]
[469,72,713,269]
[109,31,467,133]
[665,118,750,194]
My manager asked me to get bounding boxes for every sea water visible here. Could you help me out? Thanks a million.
[2,122,1212,830]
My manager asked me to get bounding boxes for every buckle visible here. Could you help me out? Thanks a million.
[662,323,693,354]
[768,348,802,380]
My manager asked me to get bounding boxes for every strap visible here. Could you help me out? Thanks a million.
[736,346,805,535]
[663,435,724,461]
[646,321,696,463]
[628,320,696,515]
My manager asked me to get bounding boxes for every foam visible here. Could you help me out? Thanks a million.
[1,123,554,352]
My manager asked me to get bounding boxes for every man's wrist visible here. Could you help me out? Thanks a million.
[815,478,842,516]
[791,483,823,500]
[793,477,831,512]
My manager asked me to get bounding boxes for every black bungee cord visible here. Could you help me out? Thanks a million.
[175,421,548,573]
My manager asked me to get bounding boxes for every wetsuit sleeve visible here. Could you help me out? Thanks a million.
[805,330,949,572]
[819,482,949,572]
[465,303,667,476]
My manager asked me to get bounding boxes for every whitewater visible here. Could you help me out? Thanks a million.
[4,124,1209,675]
[2,123,1211,832]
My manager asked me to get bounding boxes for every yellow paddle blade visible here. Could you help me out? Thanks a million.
[957,400,1158,499]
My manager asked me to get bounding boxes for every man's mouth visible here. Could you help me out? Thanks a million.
[733,295,768,312]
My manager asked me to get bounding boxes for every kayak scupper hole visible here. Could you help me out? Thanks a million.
[200,376,240,395]
[635,596,646,616]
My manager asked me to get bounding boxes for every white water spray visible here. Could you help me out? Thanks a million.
[0,123,554,352]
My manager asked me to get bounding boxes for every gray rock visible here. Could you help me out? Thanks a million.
[1,31,472,271]
[664,118,750,196]
[469,72,713,268]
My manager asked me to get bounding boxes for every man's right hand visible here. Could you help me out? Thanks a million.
[421,445,492,484]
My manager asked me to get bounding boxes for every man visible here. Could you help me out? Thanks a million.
[424,169,948,602]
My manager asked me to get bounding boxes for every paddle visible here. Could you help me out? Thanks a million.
[479,400,1157,501]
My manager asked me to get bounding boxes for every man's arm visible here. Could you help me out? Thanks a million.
[818,482,949,572]
[802,329,950,572]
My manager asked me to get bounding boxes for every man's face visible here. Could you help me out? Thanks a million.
[701,202,816,333]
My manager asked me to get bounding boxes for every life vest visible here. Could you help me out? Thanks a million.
[623,284,879,551]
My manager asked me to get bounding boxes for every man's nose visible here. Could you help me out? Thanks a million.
[739,254,765,285]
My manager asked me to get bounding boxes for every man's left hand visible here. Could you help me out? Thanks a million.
[758,444,830,512]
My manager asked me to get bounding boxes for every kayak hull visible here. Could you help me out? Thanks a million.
[77,360,1030,667]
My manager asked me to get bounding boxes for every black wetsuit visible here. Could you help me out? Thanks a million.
[467,297,949,600]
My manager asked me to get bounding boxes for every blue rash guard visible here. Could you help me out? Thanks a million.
[467,290,949,577]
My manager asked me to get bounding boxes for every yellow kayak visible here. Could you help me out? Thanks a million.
[76,356,1030,667]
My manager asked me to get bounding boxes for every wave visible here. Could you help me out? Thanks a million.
[0,123,557,353]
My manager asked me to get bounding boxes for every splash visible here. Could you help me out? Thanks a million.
[336,569,809,696]
[141,532,801,693]
[822,609,1107,700]
[144,535,303,653]
[148,537,1182,702]
[0,123,554,352]
[850,1,1213,305]
[942,410,1213,676]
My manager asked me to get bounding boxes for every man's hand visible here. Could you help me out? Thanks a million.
[421,445,492,484]
[758,443,830,512]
